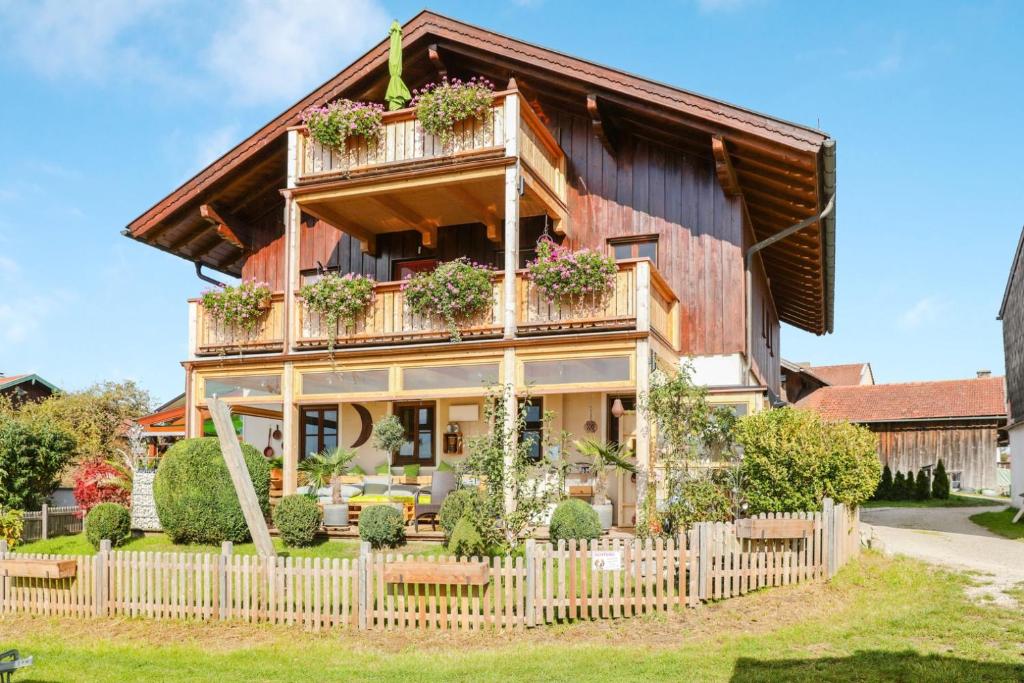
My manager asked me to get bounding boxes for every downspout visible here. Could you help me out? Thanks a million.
[195,262,226,288]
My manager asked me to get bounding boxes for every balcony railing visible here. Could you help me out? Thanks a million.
[190,294,286,356]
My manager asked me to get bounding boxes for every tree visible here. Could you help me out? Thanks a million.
[932,460,951,500]
[573,439,635,506]
[914,468,931,501]
[893,471,907,499]
[876,464,893,500]
[298,446,356,504]
[73,458,131,514]
[0,414,76,509]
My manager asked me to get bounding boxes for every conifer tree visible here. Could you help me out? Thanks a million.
[876,464,894,500]
[932,460,950,500]
[914,468,931,501]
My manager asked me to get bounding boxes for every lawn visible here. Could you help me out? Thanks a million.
[15,532,445,559]
[861,493,1005,509]
[1,553,1022,682]
[969,508,1024,540]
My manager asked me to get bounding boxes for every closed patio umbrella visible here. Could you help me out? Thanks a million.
[385,20,411,111]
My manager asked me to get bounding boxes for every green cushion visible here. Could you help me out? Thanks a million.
[403,464,420,478]
[375,463,390,475]
[350,464,366,475]
[437,460,455,473]
[349,493,429,505]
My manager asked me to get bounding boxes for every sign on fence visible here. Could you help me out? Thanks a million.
[591,550,623,571]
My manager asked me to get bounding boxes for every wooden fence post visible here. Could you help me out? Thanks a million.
[524,538,536,627]
[697,523,710,601]
[219,541,233,620]
[41,504,48,541]
[357,541,370,630]
[95,539,111,617]
[0,539,6,609]
[822,497,836,578]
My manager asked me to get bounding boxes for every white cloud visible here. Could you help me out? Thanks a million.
[205,0,388,104]
[897,296,943,331]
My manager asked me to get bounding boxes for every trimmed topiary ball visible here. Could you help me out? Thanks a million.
[549,499,601,544]
[153,437,270,545]
[85,502,131,549]
[448,516,485,557]
[272,495,322,548]
[438,489,479,542]
[358,504,406,549]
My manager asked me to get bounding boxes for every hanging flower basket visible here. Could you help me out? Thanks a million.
[299,272,376,350]
[201,281,272,333]
[401,258,495,342]
[412,77,495,149]
[301,99,385,151]
[526,238,617,310]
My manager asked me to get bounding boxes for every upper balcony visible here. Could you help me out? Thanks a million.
[287,90,568,253]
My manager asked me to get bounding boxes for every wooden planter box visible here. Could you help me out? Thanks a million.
[0,558,77,580]
[734,518,815,540]
[383,561,489,586]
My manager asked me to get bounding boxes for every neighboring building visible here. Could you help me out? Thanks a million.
[999,226,1024,505]
[123,11,838,527]
[780,361,873,404]
[0,373,58,407]
[135,393,187,460]
[806,362,874,387]
[798,374,1007,492]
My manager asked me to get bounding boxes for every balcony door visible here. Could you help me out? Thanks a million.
[393,259,437,281]
[393,402,436,467]
[300,406,338,459]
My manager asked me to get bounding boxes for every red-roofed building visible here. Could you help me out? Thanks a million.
[797,374,1007,492]
[806,362,874,387]
[0,373,59,407]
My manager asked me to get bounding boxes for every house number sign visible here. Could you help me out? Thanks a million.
[591,550,622,571]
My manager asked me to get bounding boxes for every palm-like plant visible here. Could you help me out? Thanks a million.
[574,439,636,506]
[298,446,357,504]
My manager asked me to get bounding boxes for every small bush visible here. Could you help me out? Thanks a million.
[272,495,322,547]
[875,465,893,501]
[448,516,485,557]
[0,508,24,549]
[914,469,931,501]
[892,471,907,500]
[85,503,131,549]
[153,438,270,545]
[665,477,732,533]
[549,499,601,544]
[439,489,480,542]
[358,505,405,549]
[932,460,951,500]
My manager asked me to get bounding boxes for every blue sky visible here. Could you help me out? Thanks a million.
[0,0,1021,404]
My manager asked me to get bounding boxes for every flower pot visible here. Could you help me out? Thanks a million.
[270,468,283,484]
[592,502,614,530]
[323,504,349,527]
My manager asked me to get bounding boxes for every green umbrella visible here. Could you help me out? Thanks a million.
[385,20,411,111]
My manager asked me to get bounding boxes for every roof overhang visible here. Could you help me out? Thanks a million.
[0,373,60,394]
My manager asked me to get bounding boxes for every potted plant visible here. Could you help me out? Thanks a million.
[301,99,385,151]
[298,272,376,350]
[573,439,636,530]
[200,281,272,336]
[412,76,495,149]
[372,415,407,499]
[527,238,617,313]
[402,258,495,342]
[297,446,357,526]
[268,456,284,488]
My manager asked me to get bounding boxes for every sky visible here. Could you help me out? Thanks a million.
[0,0,1022,405]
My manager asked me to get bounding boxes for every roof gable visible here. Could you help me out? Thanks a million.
[0,373,59,394]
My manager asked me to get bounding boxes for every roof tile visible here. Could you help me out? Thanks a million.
[796,376,1006,422]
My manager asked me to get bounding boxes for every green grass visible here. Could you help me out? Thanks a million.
[1,553,1023,682]
[969,508,1024,540]
[862,493,1005,509]
[15,532,445,559]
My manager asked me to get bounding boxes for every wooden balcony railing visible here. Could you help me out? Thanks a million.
[189,294,286,356]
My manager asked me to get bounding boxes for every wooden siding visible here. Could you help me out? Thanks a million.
[1002,239,1024,425]
[872,421,1000,492]
[240,200,287,291]
[750,255,781,394]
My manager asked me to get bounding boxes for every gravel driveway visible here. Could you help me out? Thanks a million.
[862,505,1024,604]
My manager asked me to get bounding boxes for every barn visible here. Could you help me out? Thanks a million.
[797,374,1007,493]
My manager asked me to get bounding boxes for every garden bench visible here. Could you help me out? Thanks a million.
[0,650,32,682]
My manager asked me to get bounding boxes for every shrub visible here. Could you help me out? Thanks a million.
[153,438,270,545]
[448,516,486,557]
[527,238,617,303]
[272,495,322,548]
[301,99,384,150]
[0,508,24,550]
[358,504,405,549]
[412,76,495,147]
[932,460,951,500]
[85,502,131,549]
[875,465,893,501]
[914,469,931,501]
[371,415,406,456]
[549,499,602,544]
[735,408,880,513]
[73,458,131,515]
[438,489,480,542]
[200,281,271,332]
[665,477,732,533]
[893,471,907,500]
[299,273,376,351]
[402,258,495,341]
[0,414,76,509]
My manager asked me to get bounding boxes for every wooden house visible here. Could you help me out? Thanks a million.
[123,11,837,527]
[999,226,1024,503]
[780,360,873,404]
[798,374,1007,492]
[0,373,58,407]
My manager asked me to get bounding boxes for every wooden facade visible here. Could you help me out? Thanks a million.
[872,420,1002,492]
[999,227,1024,427]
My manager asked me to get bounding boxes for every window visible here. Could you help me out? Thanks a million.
[609,236,658,265]
[392,259,437,281]
[394,402,436,466]
[523,356,631,385]
[204,374,281,398]
[402,363,500,391]
[302,369,389,394]
[300,406,338,459]
[519,398,544,462]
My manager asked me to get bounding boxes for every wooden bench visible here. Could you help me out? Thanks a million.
[0,558,77,580]
[382,561,489,586]
[735,518,815,540]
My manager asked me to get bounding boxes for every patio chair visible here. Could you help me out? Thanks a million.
[413,471,456,532]
[0,650,32,682]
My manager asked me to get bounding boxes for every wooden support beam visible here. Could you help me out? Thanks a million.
[427,43,447,78]
[711,136,742,197]
[167,222,209,250]
[586,93,618,156]
[298,204,377,256]
[368,196,439,248]
[200,204,247,251]
[449,185,501,243]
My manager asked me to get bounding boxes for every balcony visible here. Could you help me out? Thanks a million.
[189,294,286,357]
[292,260,679,351]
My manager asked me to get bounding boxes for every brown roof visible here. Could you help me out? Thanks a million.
[806,363,872,386]
[796,376,1007,422]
